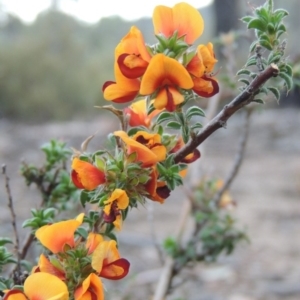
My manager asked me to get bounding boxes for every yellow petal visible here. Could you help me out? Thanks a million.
[114,130,159,167]
[140,54,193,95]
[92,240,120,273]
[86,233,104,254]
[153,3,204,44]
[24,273,69,300]
[35,215,83,253]
[74,273,104,300]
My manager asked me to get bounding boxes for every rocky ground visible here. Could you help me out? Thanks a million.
[0,108,299,300]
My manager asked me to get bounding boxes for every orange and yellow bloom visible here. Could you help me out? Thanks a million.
[92,240,130,280]
[35,213,84,254]
[103,189,129,230]
[124,99,162,128]
[72,157,106,191]
[103,61,141,103]
[114,130,166,167]
[186,43,219,97]
[4,273,69,300]
[153,2,204,45]
[74,273,104,300]
[140,54,194,111]
[116,26,151,79]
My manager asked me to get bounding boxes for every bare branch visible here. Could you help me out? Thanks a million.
[2,164,21,273]
[174,64,279,163]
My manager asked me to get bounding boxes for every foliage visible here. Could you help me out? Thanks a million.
[0,1,292,299]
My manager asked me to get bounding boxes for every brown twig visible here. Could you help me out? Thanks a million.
[174,64,279,163]
[19,232,35,260]
[2,164,21,274]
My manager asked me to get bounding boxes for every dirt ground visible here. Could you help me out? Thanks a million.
[0,108,300,300]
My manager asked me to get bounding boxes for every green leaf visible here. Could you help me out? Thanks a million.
[249,41,258,53]
[267,23,275,34]
[0,238,13,246]
[282,64,293,77]
[147,102,155,115]
[166,121,182,130]
[245,56,257,67]
[247,18,267,31]
[260,38,273,51]
[267,53,282,64]
[238,78,250,85]
[260,86,269,95]
[276,30,285,39]
[240,16,253,23]
[253,98,264,104]
[274,9,289,21]
[267,87,280,101]
[80,190,90,207]
[277,23,286,34]
[236,69,251,76]
[191,122,203,131]
[186,106,205,120]
[76,227,88,239]
[255,7,269,23]
[279,72,293,91]
[174,112,185,125]
[156,112,173,124]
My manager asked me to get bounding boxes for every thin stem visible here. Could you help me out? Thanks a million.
[174,64,279,163]
[2,164,21,274]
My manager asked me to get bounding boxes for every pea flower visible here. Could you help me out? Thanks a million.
[140,54,194,111]
[103,61,141,103]
[153,2,204,45]
[124,99,162,128]
[103,189,129,230]
[74,273,104,300]
[114,130,166,167]
[116,26,151,79]
[35,213,84,254]
[71,157,106,191]
[92,240,130,280]
[3,273,69,300]
[145,167,170,203]
[186,43,219,97]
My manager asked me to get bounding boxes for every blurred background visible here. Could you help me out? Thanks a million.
[0,0,299,299]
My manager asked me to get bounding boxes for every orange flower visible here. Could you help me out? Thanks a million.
[186,43,219,97]
[124,99,162,128]
[103,61,140,103]
[145,167,170,203]
[74,273,104,300]
[153,2,204,45]
[86,232,104,255]
[4,273,69,300]
[92,240,130,280]
[140,54,193,111]
[35,213,84,254]
[116,26,151,79]
[103,189,129,230]
[71,157,106,191]
[36,254,66,280]
[114,130,165,167]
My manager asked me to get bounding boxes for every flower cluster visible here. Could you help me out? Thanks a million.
[4,214,129,300]
[70,2,218,232]
[103,2,219,111]
[4,2,219,299]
